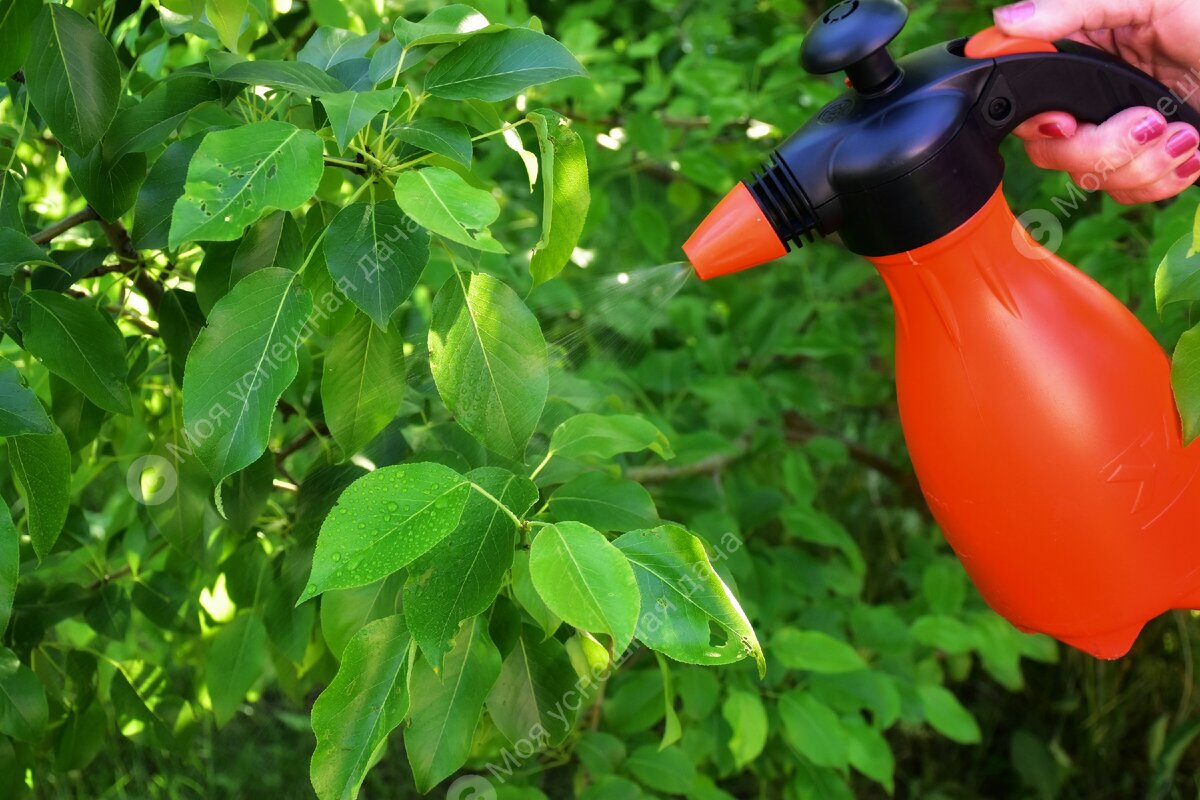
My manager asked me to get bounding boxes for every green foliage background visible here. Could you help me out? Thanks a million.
[2,0,1200,798]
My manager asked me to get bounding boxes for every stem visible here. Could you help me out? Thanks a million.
[469,481,524,529]
[32,207,100,244]
[529,449,555,481]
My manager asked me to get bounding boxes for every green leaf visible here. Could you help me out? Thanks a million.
[722,690,768,770]
[0,0,40,79]
[19,291,132,415]
[428,269,548,458]
[65,146,147,222]
[529,521,639,652]
[205,612,268,726]
[0,357,52,437]
[298,27,377,70]
[512,549,560,637]
[26,4,121,154]
[182,268,313,483]
[405,467,536,669]
[404,616,501,792]
[0,229,52,276]
[922,559,967,615]
[424,28,585,102]
[395,5,495,49]
[527,109,590,286]
[133,134,204,250]
[0,646,47,741]
[216,59,348,96]
[844,716,895,792]
[319,572,404,658]
[911,615,979,655]
[322,200,428,329]
[779,690,848,768]
[773,628,867,673]
[549,413,672,461]
[392,167,506,253]
[320,88,404,151]
[548,472,658,532]
[310,614,412,800]
[301,463,472,602]
[206,0,248,53]
[106,75,221,160]
[486,623,579,747]
[321,311,406,456]
[626,745,696,794]
[917,684,981,744]
[1155,234,1200,314]
[0,497,16,636]
[1173,322,1200,443]
[169,121,324,247]
[613,525,765,676]
[392,118,473,167]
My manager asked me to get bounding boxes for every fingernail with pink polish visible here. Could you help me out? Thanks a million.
[995,1,1036,24]
[1039,122,1069,139]
[1176,154,1200,179]
[1131,116,1167,145]
[1167,130,1200,158]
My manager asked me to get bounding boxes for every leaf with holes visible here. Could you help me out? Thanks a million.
[168,121,324,248]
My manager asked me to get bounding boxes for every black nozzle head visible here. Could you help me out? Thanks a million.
[802,0,908,93]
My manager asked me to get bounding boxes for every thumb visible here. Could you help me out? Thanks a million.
[994,0,1154,41]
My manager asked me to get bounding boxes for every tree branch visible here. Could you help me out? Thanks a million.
[95,215,162,312]
[626,437,751,483]
[31,207,99,244]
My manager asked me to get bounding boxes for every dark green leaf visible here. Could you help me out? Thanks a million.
[26,4,121,154]
[298,27,377,70]
[548,472,658,532]
[132,134,204,250]
[0,646,48,741]
[215,59,348,96]
[0,497,15,635]
[206,612,267,726]
[322,200,428,329]
[0,0,40,78]
[392,118,473,167]
[65,146,147,222]
[0,357,52,436]
[106,75,221,160]
[321,310,406,455]
[0,229,52,276]
[486,623,579,747]
[320,88,404,151]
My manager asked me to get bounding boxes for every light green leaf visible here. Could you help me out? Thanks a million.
[773,628,867,673]
[205,612,267,726]
[486,623,578,747]
[321,311,406,456]
[106,75,221,160]
[19,291,132,415]
[300,463,472,602]
[26,4,121,154]
[627,745,696,794]
[0,0,40,79]
[529,521,639,652]
[0,646,47,741]
[428,270,548,459]
[911,615,979,654]
[779,690,848,768]
[917,684,981,744]
[527,109,589,285]
[404,616,501,792]
[405,467,536,669]
[133,134,203,250]
[722,690,768,770]
[614,525,765,676]
[549,413,672,461]
[310,614,411,800]
[548,472,658,532]
[392,167,506,253]
[395,5,495,49]
[322,200,428,329]
[424,28,585,102]
[320,88,404,151]
[65,146,147,222]
[182,268,313,483]
[844,716,895,792]
[216,59,348,96]
[298,27,377,70]
[169,121,324,247]
[0,358,52,437]
[512,549,560,637]
[9,499,73,609]
[393,118,473,167]
[0,229,52,276]
[206,0,248,53]
[1155,234,1200,314]
[0,497,16,635]
[1173,322,1200,444]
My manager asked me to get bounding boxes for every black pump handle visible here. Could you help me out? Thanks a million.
[988,41,1200,141]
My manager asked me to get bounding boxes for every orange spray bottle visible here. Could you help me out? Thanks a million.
[684,0,1200,658]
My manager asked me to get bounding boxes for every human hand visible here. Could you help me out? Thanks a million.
[997,0,1200,203]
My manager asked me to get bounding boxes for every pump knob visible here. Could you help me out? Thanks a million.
[801,0,908,93]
